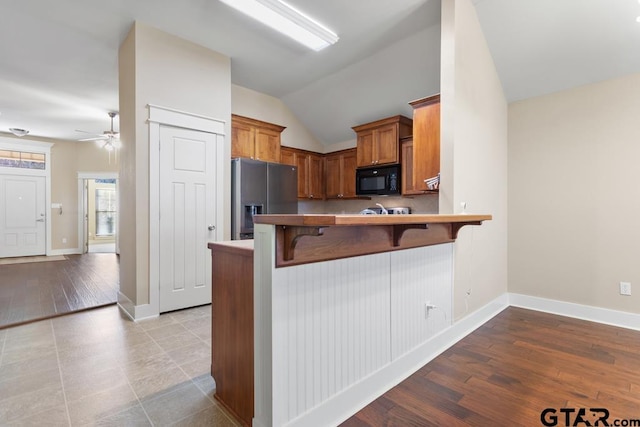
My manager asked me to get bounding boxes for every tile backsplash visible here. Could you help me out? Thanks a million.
[298,194,438,215]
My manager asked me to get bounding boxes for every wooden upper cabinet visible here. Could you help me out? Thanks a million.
[280,147,324,200]
[355,131,375,167]
[231,114,285,163]
[231,120,255,160]
[254,128,281,162]
[401,137,421,196]
[325,149,357,199]
[325,154,341,198]
[280,146,296,166]
[352,115,413,168]
[409,95,440,192]
[307,153,324,200]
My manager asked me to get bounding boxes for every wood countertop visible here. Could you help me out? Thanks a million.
[253,213,492,226]
[251,214,492,267]
[208,239,254,250]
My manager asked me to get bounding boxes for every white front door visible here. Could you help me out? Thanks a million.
[159,126,215,312]
[0,175,46,257]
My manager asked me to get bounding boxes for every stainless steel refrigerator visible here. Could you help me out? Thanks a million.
[231,158,298,240]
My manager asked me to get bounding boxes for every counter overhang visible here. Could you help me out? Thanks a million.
[253,214,492,267]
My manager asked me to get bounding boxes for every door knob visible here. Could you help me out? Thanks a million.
[208,225,216,231]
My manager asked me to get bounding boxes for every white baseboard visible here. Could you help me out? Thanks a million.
[117,291,159,321]
[288,294,510,427]
[117,291,136,320]
[287,292,640,426]
[508,293,640,331]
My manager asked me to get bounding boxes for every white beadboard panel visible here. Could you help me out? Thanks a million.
[390,244,453,359]
[254,224,276,427]
[271,253,392,425]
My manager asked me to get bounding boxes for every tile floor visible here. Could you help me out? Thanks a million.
[0,304,241,426]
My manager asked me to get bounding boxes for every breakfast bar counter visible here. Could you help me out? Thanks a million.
[209,213,491,427]
[252,213,491,267]
[253,213,491,227]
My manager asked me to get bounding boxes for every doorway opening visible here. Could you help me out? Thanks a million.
[80,176,118,254]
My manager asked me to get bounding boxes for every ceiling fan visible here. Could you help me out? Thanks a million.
[76,112,120,151]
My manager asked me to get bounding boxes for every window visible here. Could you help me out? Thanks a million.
[0,150,45,169]
[95,188,116,237]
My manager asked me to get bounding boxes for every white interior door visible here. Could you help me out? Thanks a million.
[0,175,46,257]
[159,126,215,312]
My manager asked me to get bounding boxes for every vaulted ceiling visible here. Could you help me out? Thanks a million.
[1,0,639,145]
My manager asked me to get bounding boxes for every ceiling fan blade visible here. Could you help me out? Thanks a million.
[75,113,119,143]
[79,136,108,142]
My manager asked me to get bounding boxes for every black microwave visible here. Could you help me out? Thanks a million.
[356,164,400,196]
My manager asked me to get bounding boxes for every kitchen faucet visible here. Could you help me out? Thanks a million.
[375,203,388,215]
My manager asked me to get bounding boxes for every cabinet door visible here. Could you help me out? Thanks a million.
[295,154,308,198]
[401,139,421,195]
[280,147,297,166]
[341,149,357,198]
[374,124,399,165]
[255,128,281,162]
[411,96,440,192]
[231,122,255,159]
[325,154,342,199]
[307,154,324,200]
[356,131,375,167]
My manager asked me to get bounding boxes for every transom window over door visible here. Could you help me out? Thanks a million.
[0,150,45,170]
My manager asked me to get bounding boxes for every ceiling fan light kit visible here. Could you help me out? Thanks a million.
[76,111,120,163]
[9,128,29,137]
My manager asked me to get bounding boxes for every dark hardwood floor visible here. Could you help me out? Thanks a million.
[0,253,118,329]
[342,307,640,427]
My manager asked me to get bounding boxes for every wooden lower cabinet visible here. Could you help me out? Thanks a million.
[209,241,254,427]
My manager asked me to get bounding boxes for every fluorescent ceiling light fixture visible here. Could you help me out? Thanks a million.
[220,0,339,51]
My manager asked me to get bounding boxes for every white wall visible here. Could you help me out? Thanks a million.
[282,23,442,146]
[118,22,231,308]
[509,73,640,314]
[231,85,324,153]
[441,0,508,320]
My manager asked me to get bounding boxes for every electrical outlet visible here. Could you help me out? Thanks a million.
[620,282,631,296]
[62,238,67,244]
[425,301,436,318]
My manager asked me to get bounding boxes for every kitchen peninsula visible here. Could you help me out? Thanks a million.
[209,213,491,427]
